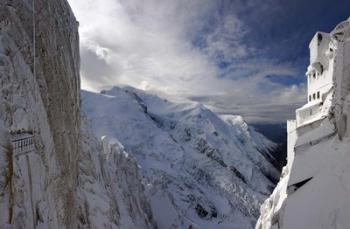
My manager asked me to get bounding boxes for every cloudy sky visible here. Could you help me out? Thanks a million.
[67,0,350,123]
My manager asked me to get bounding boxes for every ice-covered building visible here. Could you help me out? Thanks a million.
[287,16,350,175]
[294,18,350,128]
[294,31,334,127]
[285,27,338,166]
[256,17,350,229]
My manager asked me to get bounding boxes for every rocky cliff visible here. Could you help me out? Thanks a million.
[0,1,155,228]
[256,17,350,229]
[78,118,156,228]
[0,0,80,227]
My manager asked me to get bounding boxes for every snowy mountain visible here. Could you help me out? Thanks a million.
[82,86,280,229]
[0,1,284,228]
[256,17,350,229]
[251,124,287,170]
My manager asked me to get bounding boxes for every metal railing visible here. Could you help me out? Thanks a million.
[11,131,35,157]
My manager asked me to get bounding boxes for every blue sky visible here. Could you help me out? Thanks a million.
[68,0,350,123]
[195,0,350,80]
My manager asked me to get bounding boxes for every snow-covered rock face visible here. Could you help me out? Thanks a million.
[77,118,156,229]
[0,0,80,227]
[82,86,280,229]
[0,1,155,228]
[256,17,350,229]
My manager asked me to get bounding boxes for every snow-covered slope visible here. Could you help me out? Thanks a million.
[256,17,350,229]
[82,86,280,229]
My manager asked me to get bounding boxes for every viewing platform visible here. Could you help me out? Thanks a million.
[295,102,324,127]
[10,130,35,157]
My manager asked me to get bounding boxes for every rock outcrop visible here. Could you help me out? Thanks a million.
[0,0,80,227]
[0,1,156,228]
[78,118,156,228]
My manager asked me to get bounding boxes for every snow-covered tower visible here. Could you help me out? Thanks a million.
[256,17,350,229]
[287,17,350,166]
[307,32,332,102]
[295,32,333,127]
[293,17,350,128]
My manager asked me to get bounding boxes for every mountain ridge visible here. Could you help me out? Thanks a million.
[82,85,280,228]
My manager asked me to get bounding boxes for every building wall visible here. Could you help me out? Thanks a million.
[309,32,331,68]
[286,120,297,169]
[307,68,333,103]
[307,32,333,104]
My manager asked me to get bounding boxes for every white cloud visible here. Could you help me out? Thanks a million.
[68,0,306,123]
